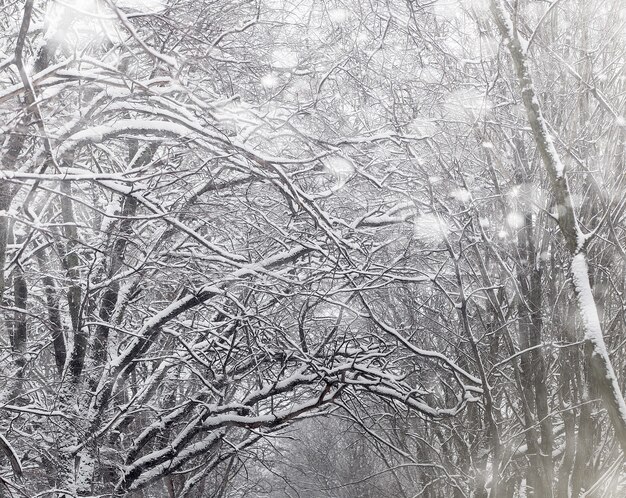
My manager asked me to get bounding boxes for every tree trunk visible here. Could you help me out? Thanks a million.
[490,0,626,454]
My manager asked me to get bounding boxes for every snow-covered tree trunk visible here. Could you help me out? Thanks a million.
[490,0,626,452]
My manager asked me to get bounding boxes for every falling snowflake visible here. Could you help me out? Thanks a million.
[328,8,349,24]
[271,48,299,69]
[506,212,525,229]
[508,183,545,214]
[353,32,369,45]
[324,156,355,189]
[428,175,443,184]
[509,186,520,198]
[261,73,280,88]
[414,213,450,244]
[443,88,492,121]
[451,188,471,203]
[410,118,437,136]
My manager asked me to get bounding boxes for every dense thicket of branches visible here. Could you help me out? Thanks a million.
[0,0,625,496]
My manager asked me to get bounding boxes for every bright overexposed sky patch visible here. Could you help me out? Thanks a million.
[43,0,165,53]
[433,0,490,19]
[46,0,116,50]
[459,0,490,16]
[116,0,165,10]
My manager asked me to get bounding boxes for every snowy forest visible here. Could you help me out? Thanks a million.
[1,0,625,496]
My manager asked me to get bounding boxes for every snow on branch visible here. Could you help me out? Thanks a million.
[0,434,22,479]
[491,0,626,452]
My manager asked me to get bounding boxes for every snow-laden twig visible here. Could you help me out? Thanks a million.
[103,0,178,67]
[0,433,23,479]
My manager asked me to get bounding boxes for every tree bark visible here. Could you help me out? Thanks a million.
[490,0,626,454]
